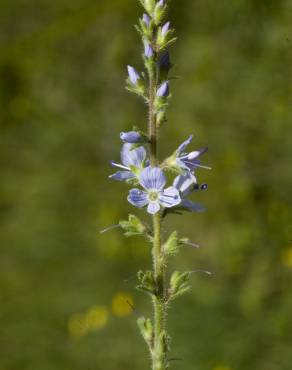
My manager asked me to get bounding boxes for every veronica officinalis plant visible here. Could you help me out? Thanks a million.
[104,1,211,369]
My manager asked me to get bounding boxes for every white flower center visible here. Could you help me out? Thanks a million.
[148,190,159,202]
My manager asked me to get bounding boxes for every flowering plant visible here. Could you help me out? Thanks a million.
[105,1,211,369]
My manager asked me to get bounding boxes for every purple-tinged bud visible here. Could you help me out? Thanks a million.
[157,0,165,6]
[159,51,171,72]
[143,13,151,27]
[157,81,169,97]
[144,42,154,58]
[127,66,140,85]
[120,131,142,143]
[161,21,170,37]
[200,184,208,191]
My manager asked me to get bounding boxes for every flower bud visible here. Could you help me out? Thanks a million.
[153,0,166,24]
[142,13,151,28]
[162,231,179,256]
[161,21,170,37]
[119,214,146,237]
[168,271,191,301]
[156,109,166,126]
[159,51,171,72]
[137,317,154,346]
[156,81,169,97]
[156,22,172,49]
[158,51,172,80]
[142,0,155,14]
[144,42,154,58]
[127,65,140,85]
[120,131,142,143]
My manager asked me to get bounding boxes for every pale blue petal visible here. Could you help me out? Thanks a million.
[161,21,170,37]
[127,189,148,208]
[159,186,181,208]
[143,13,150,27]
[180,200,205,212]
[127,66,140,85]
[121,143,147,168]
[176,135,193,155]
[120,131,142,143]
[109,171,134,181]
[147,201,160,214]
[156,81,169,97]
[181,158,201,170]
[187,147,208,160]
[140,166,166,191]
[173,174,196,197]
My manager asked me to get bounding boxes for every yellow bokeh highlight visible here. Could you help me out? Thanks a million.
[68,313,88,338]
[85,305,109,331]
[213,366,231,370]
[281,247,292,268]
[68,305,109,338]
[112,292,134,317]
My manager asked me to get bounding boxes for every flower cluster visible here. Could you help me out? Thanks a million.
[109,134,209,215]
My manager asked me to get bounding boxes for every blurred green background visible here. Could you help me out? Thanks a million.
[1,0,292,369]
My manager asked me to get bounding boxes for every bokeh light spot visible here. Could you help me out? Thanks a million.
[85,305,109,331]
[112,292,134,317]
[68,313,88,338]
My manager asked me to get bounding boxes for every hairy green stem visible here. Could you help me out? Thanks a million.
[148,57,167,370]
[152,212,166,370]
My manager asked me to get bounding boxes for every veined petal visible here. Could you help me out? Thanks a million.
[109,171,134,181]
[147,201,160,215]
[127,189,148,208]
[140,166,166,191]
[181,158,211,171]
[120,131,142,143]
[173,174,196,196]
[159,186,181,208]
[176,135,193,155]
[187,147,208,160]
[180,199,205,212]
[121,143,147,168]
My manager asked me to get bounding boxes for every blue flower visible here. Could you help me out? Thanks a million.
[173,173,205,212]
[109,143,148,181]
[175,135,210,172]
[127,66,140,85]
[157,0,165,7]
[157,81,169,97]
[120,131,142,143]
[128,167,181,214]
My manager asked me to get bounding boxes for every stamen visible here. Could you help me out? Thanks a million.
[184,241,201,249]
[189,269,212,275]
[183,160,212,170]
[110,161,129,170]
[99,224,121,234]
